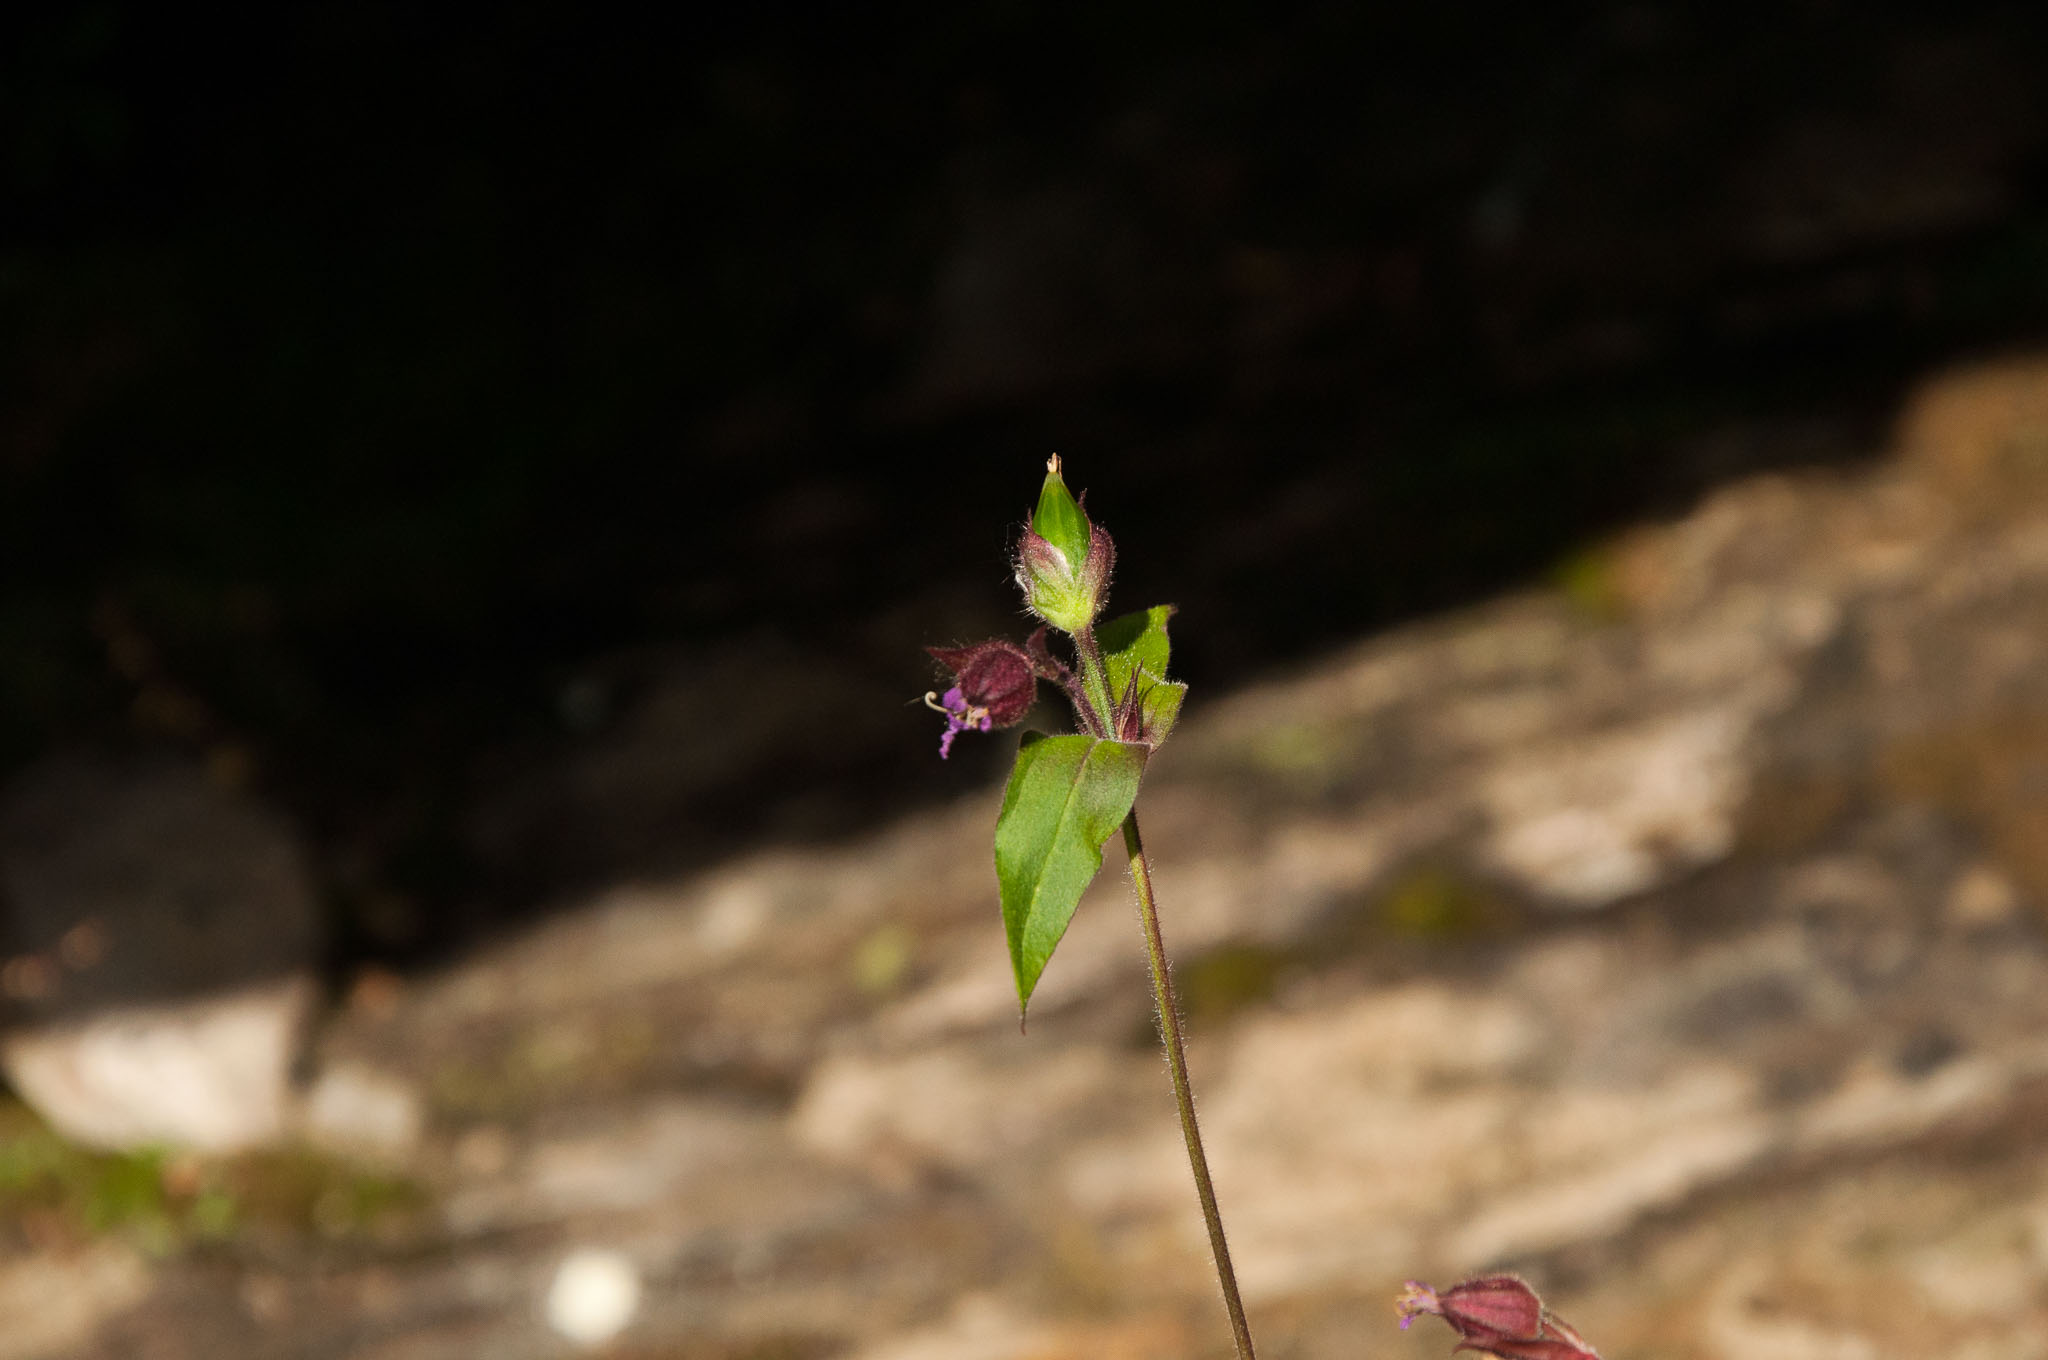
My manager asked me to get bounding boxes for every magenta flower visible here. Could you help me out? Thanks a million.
[924,638,1041,758]
[1397,1276,1601,1360]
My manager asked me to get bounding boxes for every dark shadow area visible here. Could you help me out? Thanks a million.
[5,2,2048,981]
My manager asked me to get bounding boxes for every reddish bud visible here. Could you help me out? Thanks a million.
[924,638,1040,758]
[1397,1276,1600,1360]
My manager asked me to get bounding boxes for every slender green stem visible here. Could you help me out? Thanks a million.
[1122,808,1256,1360]
[1071,625,1118,738]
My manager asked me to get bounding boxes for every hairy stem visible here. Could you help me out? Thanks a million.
[1122,808,1256,1360]
[1071,625,1117,737]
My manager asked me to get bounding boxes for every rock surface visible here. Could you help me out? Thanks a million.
[0,760,320,1152]
[21,355,2048,1356]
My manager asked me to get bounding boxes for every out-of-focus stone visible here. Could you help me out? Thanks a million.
[1,976,313,1152]
[845,1292,1190,1360]
[1946,863,2022,928]
[0,1242,151,1360]
[1702,1261,1878,1360]
[301,1061,424,1164]
[1897,353,2048,503]
[0,758,320,1152]
[1065,985,1545,1301]
[794,1042,1132,1177]
[1481,706,1753,906]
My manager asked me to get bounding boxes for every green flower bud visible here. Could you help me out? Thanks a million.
[1015,455,1114,632]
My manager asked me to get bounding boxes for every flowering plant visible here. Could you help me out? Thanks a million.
[922,462,1604,1360]
[922,457,1189,1012]
[923,457,1245,1356]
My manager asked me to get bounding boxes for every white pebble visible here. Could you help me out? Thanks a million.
[544,1247,641,1348]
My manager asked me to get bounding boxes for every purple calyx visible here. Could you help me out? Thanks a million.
[923,637,1044,759]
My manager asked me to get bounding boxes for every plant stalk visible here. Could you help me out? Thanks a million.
[1071,625,1117,737]
[1122,808,1256,1360]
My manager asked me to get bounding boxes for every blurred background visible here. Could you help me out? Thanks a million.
[6,3,2048,1356]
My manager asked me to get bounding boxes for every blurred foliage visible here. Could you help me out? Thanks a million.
[0,1097,425,1254]
[1374,864,1518,941]
[852,923,916,997]
[0,1100,210,1254]
[1549,543,1631,623]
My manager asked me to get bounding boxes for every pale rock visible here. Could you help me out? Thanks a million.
[1449,1086,1772,1263]
[2028,1191,2048,1273]
[876,886,1139,1040]
[1907,1228,2041,1320]
[1792,1052,2008,1154]
[442,1098,845,1242]
[1084,986,1541,1300]
[1778,855,1905,915]
[1947,863,2022,927]
[1,976,313,1152]
[794,1042,1128,1174]
[1430,679,1571,752]
[846,1292,1187,1360]
[845,1294,1047,1360]
[1481,707,1751,906]
[301,1060,423,1163]
[1895,352,2048,496]
[1506,934,1630,1026]
[1948,1339,2048,1360]
[876,948,1030,1043]
[1703,1262,1877,1360]
[452,1123,515,1179]
[0,758,320,1152]
[694,873,775,956]
[516,1101,763,1215]
[0,1243,151,1360]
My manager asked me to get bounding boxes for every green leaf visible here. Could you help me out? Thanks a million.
[1136,678,1187,745]
[1098,604,1174,697]
[1097,605,1185,744]
[994,732,1147,1013]
[1032,467,1092,570]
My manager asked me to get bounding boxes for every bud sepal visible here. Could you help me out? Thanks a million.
[1397,1276,1601,1360]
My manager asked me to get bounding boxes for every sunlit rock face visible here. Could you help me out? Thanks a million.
[24,355,2048,1357]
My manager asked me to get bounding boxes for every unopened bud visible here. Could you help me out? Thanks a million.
[1016,457,1114,631]
[1397,1276,1601,1360]
[925,638,1040,758]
